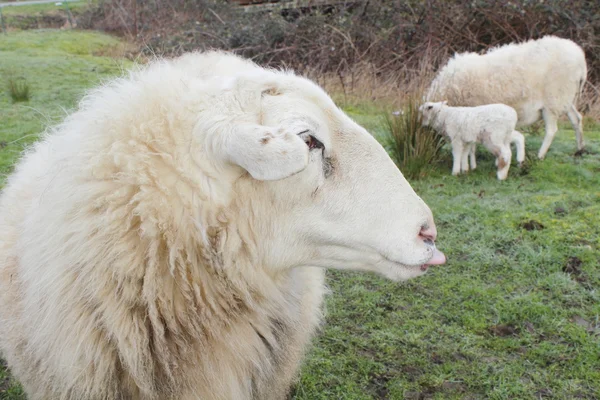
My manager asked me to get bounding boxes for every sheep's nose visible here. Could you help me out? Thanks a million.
[419,223,437,245]
[419,221,446,266]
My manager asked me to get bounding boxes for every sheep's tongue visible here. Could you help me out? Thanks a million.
[422,249,446,270]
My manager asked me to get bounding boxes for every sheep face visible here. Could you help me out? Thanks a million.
[213,74,446,281]
[419,101,445,127]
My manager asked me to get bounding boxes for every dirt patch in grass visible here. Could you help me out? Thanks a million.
[367,371,392,399]
[488,324,519,337]
[441,381,466,393]
[535,388,554,398]
[574,148,594,157]
[563,256,583,275]
[562,256,593,289]
[524,321,536,334]
[404,389,435,400]
[519,219,545,231]
[400,365,424,382]
[554,206,567,215]
[570,316,600,336]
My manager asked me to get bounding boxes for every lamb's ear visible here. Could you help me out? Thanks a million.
[220,122,310,181]
[442,100,448,106]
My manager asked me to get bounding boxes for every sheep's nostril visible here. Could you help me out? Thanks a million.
[419,223,437,243]
[423,238,434,247]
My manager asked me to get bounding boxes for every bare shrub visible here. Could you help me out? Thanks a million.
[82,0,600,118]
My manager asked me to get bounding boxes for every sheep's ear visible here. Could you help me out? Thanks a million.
[442,100,448,106]
[220,122,310,181]
[231,71,283,101]
[207,72,307,181]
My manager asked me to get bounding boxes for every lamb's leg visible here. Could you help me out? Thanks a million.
[469,143,477,170]
[496,146,512,180]
[451,141,464,176]
[538,108,558,159]
[511,130,525,166]
[461,145,470,173]
[567,105,585,151]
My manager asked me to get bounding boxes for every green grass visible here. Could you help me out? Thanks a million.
[1,29,600,400]
[296,115,600,399]
[0,29,131,187]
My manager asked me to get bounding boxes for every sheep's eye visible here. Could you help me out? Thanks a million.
[302,132,324,151]
[427,105,433,110]
[298,130,332,177]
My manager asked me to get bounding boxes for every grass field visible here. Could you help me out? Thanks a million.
[0,29,131,186]
[295,115,600,399]
[1,30,599,400]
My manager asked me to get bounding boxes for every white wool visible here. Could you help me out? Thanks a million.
[426,35,587,159]
[0,51,444,399]
[420,102,525,180]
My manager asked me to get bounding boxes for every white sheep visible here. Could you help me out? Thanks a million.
[426,35,587,159]
[0,51,446,400]
[420,101,525,180]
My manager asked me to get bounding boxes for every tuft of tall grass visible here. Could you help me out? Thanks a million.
[381,96,446,180]
[6,74,30,102]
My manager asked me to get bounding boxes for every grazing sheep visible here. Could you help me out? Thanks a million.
[0,51,446,400]
[426,36,587,159]
[420,101,525,180]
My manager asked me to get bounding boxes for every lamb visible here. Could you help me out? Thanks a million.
[426,36,587,159]
[0,51,446,400]
[420,101,525,180]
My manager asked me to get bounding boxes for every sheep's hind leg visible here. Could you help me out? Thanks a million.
[461,145,470,173]
[511,130,525,166]
[567,105,585,151]
[496,146,512,180]
[469,143,477,170]
[538,109,558,159]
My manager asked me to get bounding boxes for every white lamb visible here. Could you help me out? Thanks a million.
[426,36,587,159]
[0,51,446,400]
[420,101,525,180]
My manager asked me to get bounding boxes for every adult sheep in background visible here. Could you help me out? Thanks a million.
[426,35,587,159]
[420,101,525,180]
[0,51,446,400]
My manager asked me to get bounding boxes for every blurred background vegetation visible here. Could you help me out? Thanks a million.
[76,0,600,115]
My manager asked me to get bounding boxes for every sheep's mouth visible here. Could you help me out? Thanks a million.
[383,257,432,273]
[385,248,446,272]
